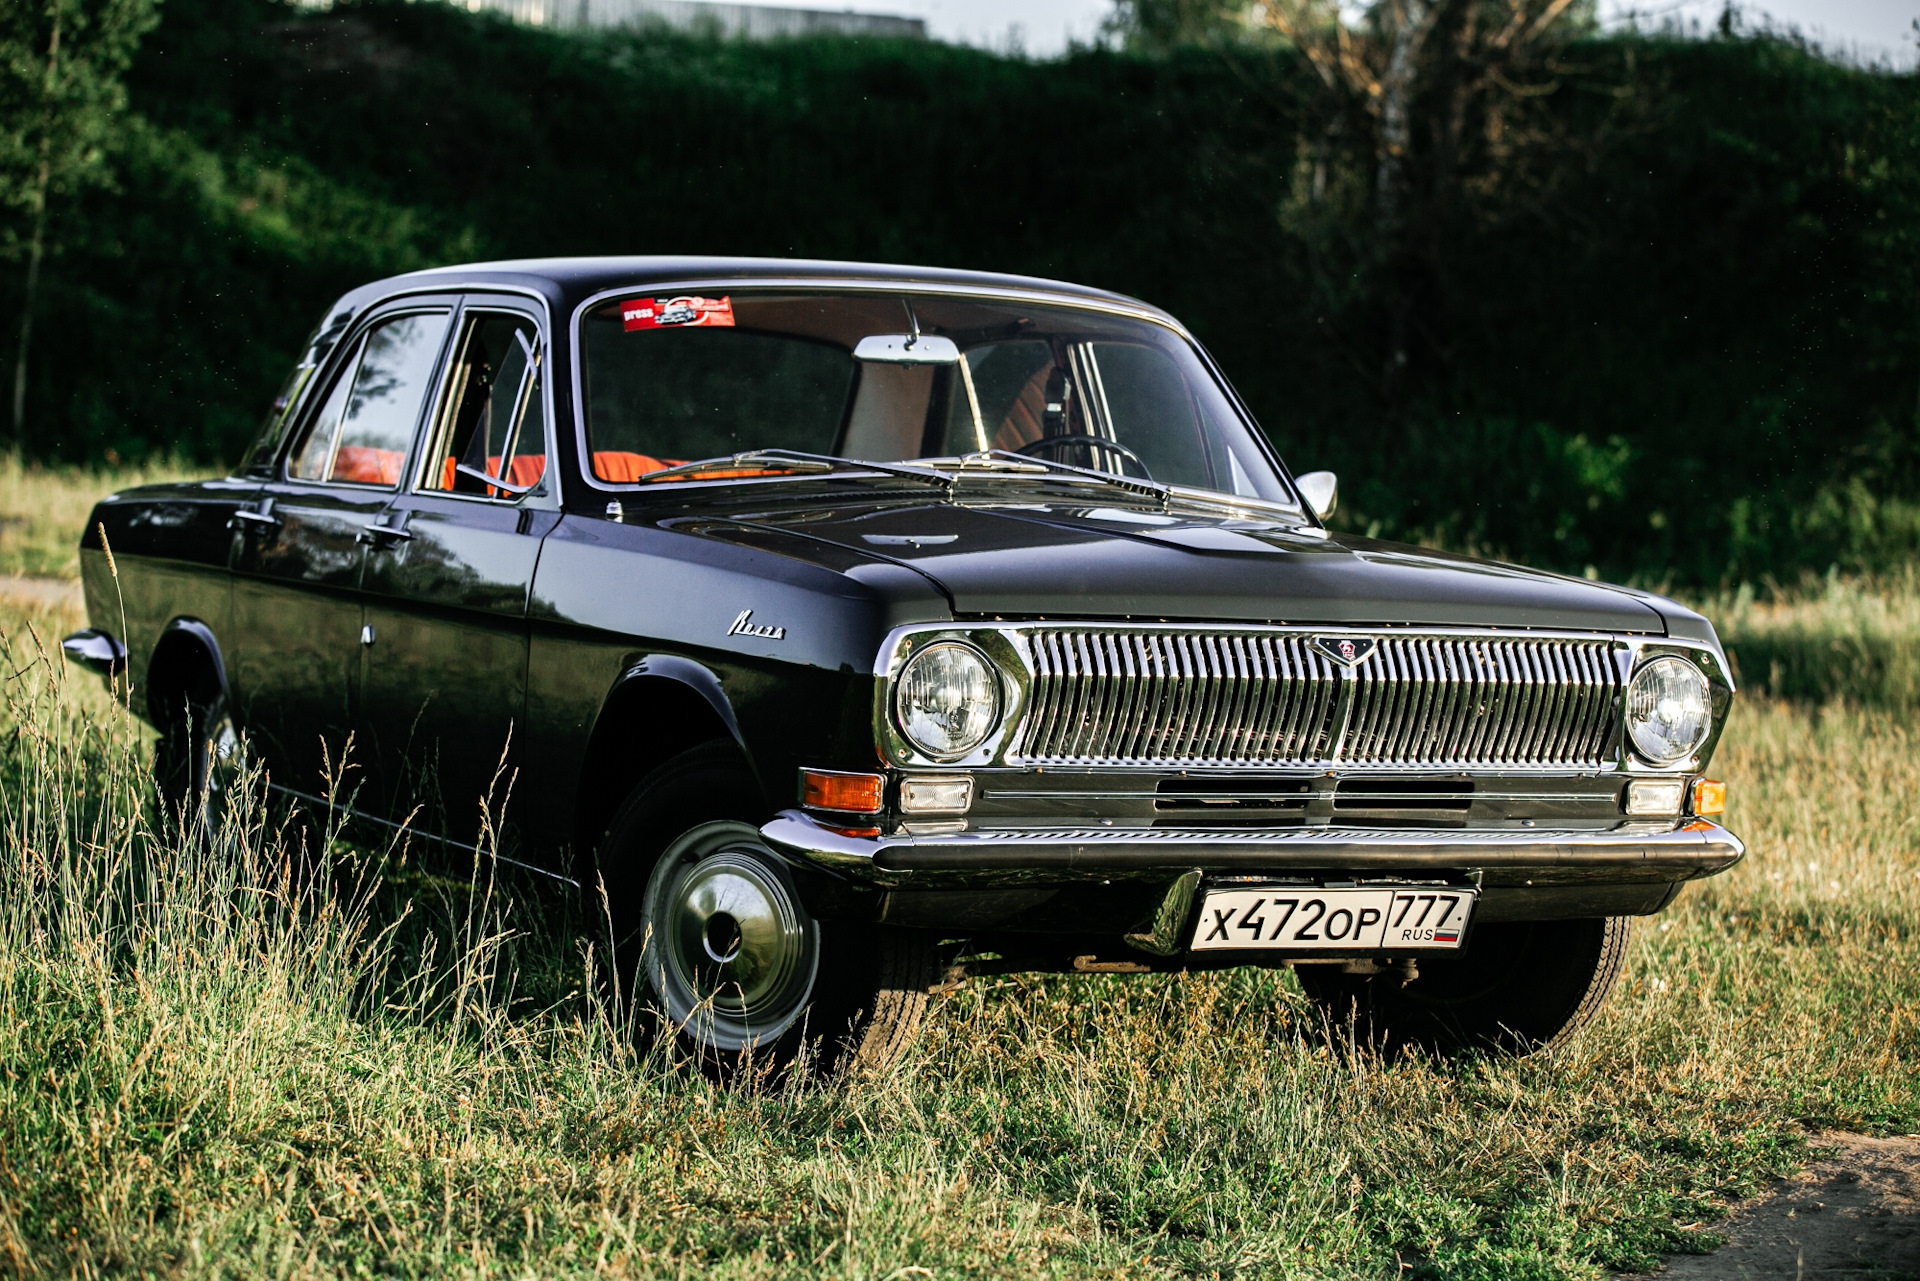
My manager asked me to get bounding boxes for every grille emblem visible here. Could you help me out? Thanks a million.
[1311,635,1377,667]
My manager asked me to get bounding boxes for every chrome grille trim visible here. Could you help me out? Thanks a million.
[1011,629,1621,769]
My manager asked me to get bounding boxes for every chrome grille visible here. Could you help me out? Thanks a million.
[1013,629,1620,769]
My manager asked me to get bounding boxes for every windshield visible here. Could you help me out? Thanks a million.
[578,290,1292,503]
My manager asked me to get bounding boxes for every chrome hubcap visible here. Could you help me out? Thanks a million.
[205,714,245,802]
[643,821,819,1053]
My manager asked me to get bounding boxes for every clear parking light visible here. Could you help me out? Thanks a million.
[1625,778,1685,816]
[1626,656,1713,765]
[900,775,974,813]
[895,642,1001,758]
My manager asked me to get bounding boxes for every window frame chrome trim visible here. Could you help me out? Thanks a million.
[405,299,560,510]
[563,277,1304,513]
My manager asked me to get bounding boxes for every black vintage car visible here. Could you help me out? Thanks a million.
[65,257,1741,1071]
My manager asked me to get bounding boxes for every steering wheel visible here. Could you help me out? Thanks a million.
[1014,435,1154,481]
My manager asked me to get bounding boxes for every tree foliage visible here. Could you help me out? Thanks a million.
[1,0,1916,586]
[0,0,159,436]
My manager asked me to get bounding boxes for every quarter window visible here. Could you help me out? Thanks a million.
[287,311,451,487]
[418,312,547,498]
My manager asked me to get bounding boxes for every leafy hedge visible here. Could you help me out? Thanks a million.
[9,0,1919,585]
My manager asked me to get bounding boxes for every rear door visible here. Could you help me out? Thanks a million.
[355,299,559,850]
[227,302,456,807]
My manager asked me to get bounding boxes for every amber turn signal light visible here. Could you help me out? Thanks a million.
[1692,777,1727,817]
[801,768,885,814]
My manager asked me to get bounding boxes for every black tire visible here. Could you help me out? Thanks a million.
[593,741,937,1079]
[1295,916,1634,1056]
[154,687,248,831]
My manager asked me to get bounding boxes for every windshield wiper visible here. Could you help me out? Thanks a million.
[928,452,1311,525]
[940,449,1171,507]
[630,449,954,488]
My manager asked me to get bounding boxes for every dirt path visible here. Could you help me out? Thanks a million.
[0,576,81,613]
[1630,1134,1920,1279]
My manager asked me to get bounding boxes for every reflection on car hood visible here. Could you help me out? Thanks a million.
[681,496,1666,634]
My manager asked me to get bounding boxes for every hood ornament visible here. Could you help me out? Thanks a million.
[1311,635,1376,667]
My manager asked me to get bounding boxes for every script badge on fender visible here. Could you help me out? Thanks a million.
[1310,635,1378,667]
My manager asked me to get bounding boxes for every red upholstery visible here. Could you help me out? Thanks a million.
[592,450,676,482]
[438,454,548,492]
[332,446,404,486]
[991,365,1051,452]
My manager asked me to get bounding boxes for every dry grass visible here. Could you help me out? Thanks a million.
[1698,568,1920,709]
[0,519,1914,1277]
[0,454,199,580]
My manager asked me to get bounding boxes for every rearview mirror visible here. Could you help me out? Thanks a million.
[1295,470,1337,521]
[854,334,961,364]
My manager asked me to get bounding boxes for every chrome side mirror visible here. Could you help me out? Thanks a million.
[1294,470,1338,521]
[853,334,961,364]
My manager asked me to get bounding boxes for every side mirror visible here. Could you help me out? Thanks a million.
[853,334,961,365]
[1294,470,1338,521]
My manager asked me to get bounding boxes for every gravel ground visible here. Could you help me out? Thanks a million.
[1632,1134,1920,1280]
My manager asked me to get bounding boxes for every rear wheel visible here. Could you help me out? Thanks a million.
[154,687,247,831]
[596,742,936,1078]
[1295,916,1633,1056]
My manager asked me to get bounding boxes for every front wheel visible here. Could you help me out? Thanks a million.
[1295,916,1633,1056]
[597,742,937,1078]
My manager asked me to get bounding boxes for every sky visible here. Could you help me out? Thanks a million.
[741,0,1920,65]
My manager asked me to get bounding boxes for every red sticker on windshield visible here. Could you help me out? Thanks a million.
[622,295,735,331]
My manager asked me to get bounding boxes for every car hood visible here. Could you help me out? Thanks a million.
[681,495,1666,634]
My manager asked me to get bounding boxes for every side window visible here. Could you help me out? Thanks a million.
[240,309,353,476]
[286,311,451,487]
[418,312,547,498]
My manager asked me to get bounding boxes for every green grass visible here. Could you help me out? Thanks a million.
[1,495,1916,1278]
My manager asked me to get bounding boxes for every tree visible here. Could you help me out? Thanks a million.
[0,0,159,445]
[1254,0,1599,424]
[1104,0,1260,53]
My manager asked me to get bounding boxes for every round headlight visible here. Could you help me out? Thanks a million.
[1626,656,1712,765]
[895,642,1001,758]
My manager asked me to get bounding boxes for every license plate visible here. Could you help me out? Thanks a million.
[1189,885,1475,952]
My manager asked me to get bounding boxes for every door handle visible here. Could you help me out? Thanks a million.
[356,518,413,546]
[228,499,280,531]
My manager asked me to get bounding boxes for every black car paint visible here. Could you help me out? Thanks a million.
[79,257,1733,934]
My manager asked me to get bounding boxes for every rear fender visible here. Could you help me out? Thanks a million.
[144,618,228,729]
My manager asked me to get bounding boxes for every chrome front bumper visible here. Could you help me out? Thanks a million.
[761,810,1746,887]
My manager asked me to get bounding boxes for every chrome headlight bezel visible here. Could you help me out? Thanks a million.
[875,628,1029,769]
[891,640,1004,761]
[1625,654,1714,767]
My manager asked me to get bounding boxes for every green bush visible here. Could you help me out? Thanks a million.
[3,0,1917,586]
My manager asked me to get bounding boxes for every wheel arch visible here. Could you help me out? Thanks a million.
[143,618,228,729]
[571,655,761,870]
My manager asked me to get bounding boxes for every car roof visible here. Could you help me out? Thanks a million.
[333,255,1182,331]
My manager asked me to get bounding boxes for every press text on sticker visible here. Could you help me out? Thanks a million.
[622,295,735,331]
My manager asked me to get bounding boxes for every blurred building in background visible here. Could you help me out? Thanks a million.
[458,0,926,37]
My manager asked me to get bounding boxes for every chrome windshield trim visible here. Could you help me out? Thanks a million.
[567,277,1212,498]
